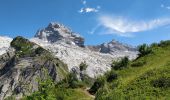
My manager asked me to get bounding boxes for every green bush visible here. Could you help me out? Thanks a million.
[111,57,129,70]
[150,42,158,48]
[106,70,118,82]
[138,44,152,57]
[35,47,46,55]
[10,36,36,57]
[159,40,170,47]
[67,72,79,88]
[79,62,88,81]
[95,86,110,100]
[151,77,170,88]
[79,62,88,71]
[81,74,95,87]
[131,59,146,67]
[89,76,105,95]
[25,69,56,100]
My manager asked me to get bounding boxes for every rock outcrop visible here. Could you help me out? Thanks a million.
[0,36,68,100]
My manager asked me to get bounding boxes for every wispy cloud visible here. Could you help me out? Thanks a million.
[99,15,170,33]
[88,24,101,34]
[78,0,100,13]
[79,7,99,13]
[90,15,170,37]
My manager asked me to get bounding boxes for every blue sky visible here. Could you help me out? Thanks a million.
[1,0,170,46]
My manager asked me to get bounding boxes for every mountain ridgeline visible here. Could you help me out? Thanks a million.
[31,22,138,78]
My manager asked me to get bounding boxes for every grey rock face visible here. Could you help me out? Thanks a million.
[35,22,85,47]
[0,37,68,100]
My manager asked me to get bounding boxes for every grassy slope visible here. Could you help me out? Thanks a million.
[102,45,170,99]
[64,89,94,100]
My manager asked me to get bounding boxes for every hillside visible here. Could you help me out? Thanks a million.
[1,37,170,100]
[0,36,95,100]
[0,36,69,100]
[18,40,170,100]
[94,41,170,100]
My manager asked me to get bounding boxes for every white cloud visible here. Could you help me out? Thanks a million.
[85,8,98,13]
[78,0,100,13]
[96,15,170,36]
[79,7,99,13]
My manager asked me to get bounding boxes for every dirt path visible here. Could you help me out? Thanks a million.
[83,88,95,99]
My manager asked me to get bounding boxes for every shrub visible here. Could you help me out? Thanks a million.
[138,44,152,57]
[35,47,45,55]
[131,59,146,67]
[58,71,92,89]
[111,57,129,70]
[79,62,88,71]
[106,70,118,82]
[151,77,170,88]
[81,74,95,87]
[89,76,105,95]
[95,86,110,100]
[150,42,158,48]
[26,72,56,100]
[10,36,37,57]
[67,72,79,88]
[159,40,170,47]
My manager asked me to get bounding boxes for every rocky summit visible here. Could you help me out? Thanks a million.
[35,22,85,47]
[0,36,68,100]
[31,22,138,78]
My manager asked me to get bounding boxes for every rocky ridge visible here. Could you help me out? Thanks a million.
[0,36,68,100]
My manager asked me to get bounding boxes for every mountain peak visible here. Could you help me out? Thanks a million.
[47,22,67,29]
[34,22,85,47]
